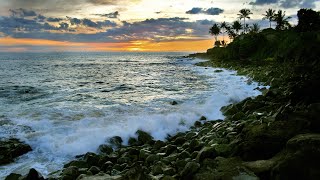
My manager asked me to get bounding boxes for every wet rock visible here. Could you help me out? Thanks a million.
[180,162,200,179]
[98,144,113,155]
[271,134,320,180]
[194,121,202,128]
[163,167,175,176]
[84,153,100,167]
[64,160,89,169]
[196,146,217,162]
[76,173,121,180]
[213,144,232,157]
[171,101,178,105]
[136,130,153,145]
[231,111,246,121]
[108,136,123,148]
[175,159,188,171]
[88,166,100,175]
[139,149,151,161]
[117,157,131,164]
[164,145,177,155]
[221,104,239,116]
[62,166,79,180]
[152,164,164,175]
[194,157,258,180]
[153,140,165,150]
[232,117,308,161]
[243,159,277,179]
[173,137,186,146]
[0,138,32,165]
[160,175,176,180]
[121,164,153,180]
[146,154,160,165]
[5,173,22,180]
[178,150,191,160]
[21,168,44,180]
[199,116,207,121]
[128,137,138,146]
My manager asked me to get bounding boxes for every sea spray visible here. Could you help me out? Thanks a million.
[0,53,264,178]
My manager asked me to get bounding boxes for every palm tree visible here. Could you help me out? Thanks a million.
[249,23,260,34]
[220,21,228,42]
[209,23,221,46]
[274,10,291,30]
[226,26,237,40]
[238,9,253,33]
[263,9,276,28]
[232,20,242,35]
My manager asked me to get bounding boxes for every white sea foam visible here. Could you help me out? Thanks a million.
[0,55,266,178]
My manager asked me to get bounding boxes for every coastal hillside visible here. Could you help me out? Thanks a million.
[3,7,320,180]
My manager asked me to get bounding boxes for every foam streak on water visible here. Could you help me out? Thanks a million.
[0,52,264,178]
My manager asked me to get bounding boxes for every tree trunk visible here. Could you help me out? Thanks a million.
[270,20,272,28]
[244,18,246,33]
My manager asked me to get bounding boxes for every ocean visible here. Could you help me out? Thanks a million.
[0,52,263,177]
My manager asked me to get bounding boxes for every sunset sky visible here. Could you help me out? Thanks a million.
[0,0,318,52]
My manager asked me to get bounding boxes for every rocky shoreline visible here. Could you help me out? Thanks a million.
[4,53,320,180]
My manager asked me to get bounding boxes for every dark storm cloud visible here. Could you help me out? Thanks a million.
[280,0,317,9]
[9,8,37,17]
[0,16,60,34]
[86,0,117,5]
[249,0,278,5]
[47,17,64,22]
[36,14,46,22]
[0,16,215,42]
[186,7,224,16]
[250,0,317,8]
[205,8,224,15]
[67,17,117,28]
[95,11,120,18]
[68,17,82,25]
[186,8,203,14]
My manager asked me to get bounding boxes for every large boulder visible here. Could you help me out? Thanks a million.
[194,157,258,180]
[196,146,217,162]
[108,136,123,148]
[231,116,308,161]
[0,138,32,165]
[270,134,320,180]
[135,130,153,145]
[20,168,44,180]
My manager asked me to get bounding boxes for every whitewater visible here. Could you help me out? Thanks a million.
[0,52,264,178]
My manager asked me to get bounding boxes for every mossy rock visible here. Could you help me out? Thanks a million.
[136,130,153,145]
[213,144,232,157]
[108,136,123,148]
[196,146,217,162]
[0,138,32,165]
[221,104,239,116]
[270,134,320,180]
[98,144,113,155]
[194,157,258,180]
[232,116,309,161]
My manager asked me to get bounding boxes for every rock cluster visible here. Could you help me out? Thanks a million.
[0,138,32,165]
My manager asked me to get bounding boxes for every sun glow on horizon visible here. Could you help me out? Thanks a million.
[0,37,214,52]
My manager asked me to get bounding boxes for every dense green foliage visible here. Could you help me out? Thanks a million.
[204,9,320,105]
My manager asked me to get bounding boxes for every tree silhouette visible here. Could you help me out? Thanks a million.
[232,20,242,35]
[220,21,228,43]
[238,9,253,33]
[263,9,276,28]
[296,9,320,32]
[274,10,291,30]
[249,23,261,34]
[209,23,221,47]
